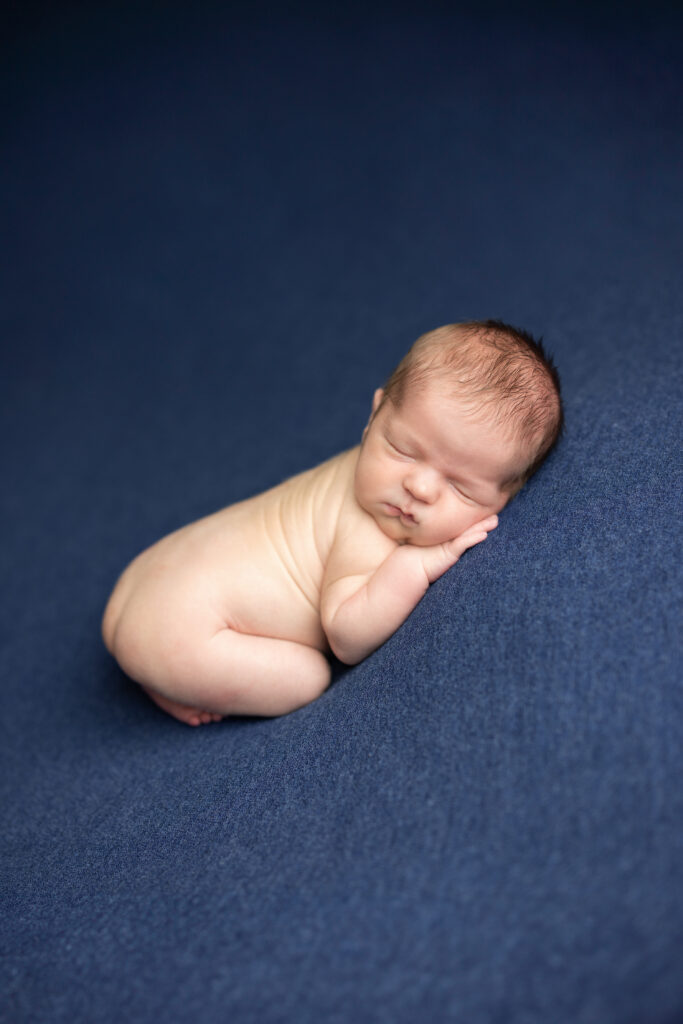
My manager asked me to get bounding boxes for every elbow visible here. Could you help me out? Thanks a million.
[331,644,364,667]
[321,599,373,666]
[327,630,372,666]
[323,619,364,666]
[325,631,358,666]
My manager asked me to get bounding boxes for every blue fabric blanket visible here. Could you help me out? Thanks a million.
[2,2,681,1021]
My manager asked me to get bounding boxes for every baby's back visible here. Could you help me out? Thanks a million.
[102,448,357,666]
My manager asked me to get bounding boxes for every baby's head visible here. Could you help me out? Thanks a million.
[354,320,563,546]
[380,319,564,498]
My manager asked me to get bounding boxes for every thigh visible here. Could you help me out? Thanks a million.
[159,627,332,717]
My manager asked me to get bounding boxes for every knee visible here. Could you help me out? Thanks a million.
[279,653,332,715]
[101,595,119,654]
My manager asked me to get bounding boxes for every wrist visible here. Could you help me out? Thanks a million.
[389,542,431,592]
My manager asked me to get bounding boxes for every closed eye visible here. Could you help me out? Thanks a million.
[386,439,413,459]
[449,481,477,503]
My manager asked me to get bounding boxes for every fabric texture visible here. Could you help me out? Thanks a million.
[2,2,682,1021]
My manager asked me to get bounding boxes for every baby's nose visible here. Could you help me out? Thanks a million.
[404,468,439,503]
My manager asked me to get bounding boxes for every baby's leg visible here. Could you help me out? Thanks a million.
[142,628,332,722]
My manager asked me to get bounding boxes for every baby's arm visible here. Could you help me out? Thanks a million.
[320,515,498,665]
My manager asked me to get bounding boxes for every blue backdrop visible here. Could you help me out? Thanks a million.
[2,2,682,1021]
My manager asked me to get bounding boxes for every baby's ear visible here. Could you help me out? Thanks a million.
[362,389,385,441]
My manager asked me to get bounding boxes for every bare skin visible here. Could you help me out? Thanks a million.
[141,687,224,727]
[102,382,522,724]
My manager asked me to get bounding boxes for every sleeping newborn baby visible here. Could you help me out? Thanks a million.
[102,320,563,724]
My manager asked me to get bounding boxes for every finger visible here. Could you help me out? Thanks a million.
[447,530,487,558]
[456,517,497,543]
[462,530,489,549]
[473,514,498,531]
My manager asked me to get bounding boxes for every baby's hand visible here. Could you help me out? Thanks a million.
[417,515,498,584]
[321,512,499,665]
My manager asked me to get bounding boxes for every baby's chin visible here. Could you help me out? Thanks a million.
[374,515,442,547]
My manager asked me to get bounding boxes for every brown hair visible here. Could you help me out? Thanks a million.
[381,319,564,495]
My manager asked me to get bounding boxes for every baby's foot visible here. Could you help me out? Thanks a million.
[142,686,223,727]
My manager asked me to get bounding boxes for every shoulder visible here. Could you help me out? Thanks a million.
[324,460,397,582]
[291,445,358,506]
[309,446,360,533]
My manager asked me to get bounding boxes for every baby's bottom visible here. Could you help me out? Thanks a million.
[125,628,332,726]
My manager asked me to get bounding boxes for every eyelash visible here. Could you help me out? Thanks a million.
[451,484,475,503]
[387,440,413,459]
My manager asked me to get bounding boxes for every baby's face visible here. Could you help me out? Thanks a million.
[354,384,524,547]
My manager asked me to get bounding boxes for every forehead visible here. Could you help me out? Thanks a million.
[381,386,524,483]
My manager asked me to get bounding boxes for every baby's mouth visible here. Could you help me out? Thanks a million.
[384,503,417,525]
